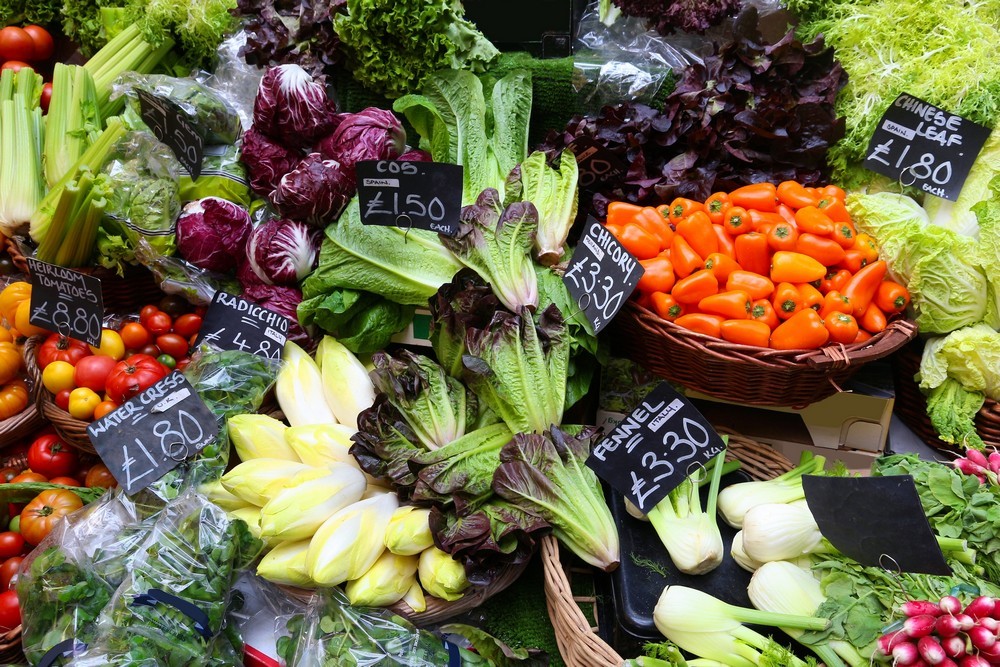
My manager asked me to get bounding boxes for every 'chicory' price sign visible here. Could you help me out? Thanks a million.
[568,137,627,189]
[356,160,463,236]
[87,371,219,495]
[195,292,288,360]
[135,89,205,179]
[864,93,991,200]
[587,382,727,513]
[563,217,643,334]
[27,258,104,347]
[803,475,950,576]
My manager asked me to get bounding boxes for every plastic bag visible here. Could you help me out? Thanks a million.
[228,573,305,665]
[178,144,252,207]
[200,32,265,133]
[133,237,241,307]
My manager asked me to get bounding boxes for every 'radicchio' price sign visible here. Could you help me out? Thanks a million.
[563,217,643,334]
[356,160,463,236]
[864,93,990,201]
[88,372,219,495]
[135,88,205,180]
[27,258,104,347]
[195,292,288,360]
[587,382,727,513]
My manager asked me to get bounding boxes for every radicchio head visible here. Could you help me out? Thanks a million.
[398,149,432,162]
[175,197,253,273]
[239,128,302,196]
[269,153,352,224]
[253,64,337,149]
[316,107,406,174]
[243,218,322,286]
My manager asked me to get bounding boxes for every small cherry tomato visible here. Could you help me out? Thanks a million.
[0,60,29,72]
[68,387,101,420]
[139,344,161,358]
[146,312,172,337]
[158,295,188,317]
[119,322,150,349]
[157,354,176,369]
[0,589,18,630]
[175,358,190,372]
[10,472,45,483]
[0,533,23,559]
[139,305,160,325]
[22,25,54,61]
[155,333,188,359]
[0,557,22,591]
[172,313,203,339]
[7,517,18,534]
[92,400,119,420]
[54,388,71,411]
[39,81,51,113]
[84,463,117,489]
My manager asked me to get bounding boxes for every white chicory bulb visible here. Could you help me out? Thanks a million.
[276,341,337,427]
[384,506,434,556]
[730,531,764,574]
[199,480,252,512]
[418,546,469,602]
[402,580,426,613]
[285,423,357,468]
[221,459,324,506]
[228,413,299,462]
[259,463,367,541]
[257,539,314,587]
[317,336,375,429]
[306,492,398,586]
[741,503,828,564]
[345,550,419,607]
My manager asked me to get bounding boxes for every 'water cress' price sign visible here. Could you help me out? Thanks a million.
[587,382,727,513]
[87,371,219,495]
[568,137,627,189]
[195,292,288,360]
[356,160,463,236]
[135,88,205,180]
[864,93,990,201]
[27,258,104,347]
[563,217,643,334]
[803,475,950,576]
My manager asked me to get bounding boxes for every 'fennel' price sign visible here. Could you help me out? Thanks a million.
[864,93,990,201]
[26,258,104,347]
[563,217,643,334]
[587,382,727,514]
[87,371,219,495]
[356,160,462,236]
[195,292,288,360]
[135,88,205,179]
[803,475,950,576]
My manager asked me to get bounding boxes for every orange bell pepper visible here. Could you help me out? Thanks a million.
[704,192,731,225]
[668,198,706,222]
[713,225,735,258]
[772,282,803,320]
[676,211,718,259]
[818,290,853,319]
[670,235,704,278]
[730,182,778,212]
[750,299,780,330]
[794,206,835,236]
[637,256,676,294]
[777,181,819,209]
[720,319,772,347]
[606,201,643,227]
[734,232,770,276]
[672,269,719,305]
[854,233,880,264]
[838,248,869,273]
[770,251,827,283]
[775,203,797,225]
[635,207,675,250]
[651,292,685,322]
[724,206,752,236]
[795,233,847,266]
[767,221,799,252]
[726,270,775,301]
[748,210,787,231]
[874,280,911,315]
[699,290,753,320]
[824,312,859,344]
[704,252,741,282]
[797,283,824,311]
[860,302,888,334]
[674,313,725,338]
[819,269,852,295]
[618,223,661,260]
[821,184,846,203]
[830,220,856,249]
[817,197,851,224]
[769,309,830,350]
[842,260,887,317]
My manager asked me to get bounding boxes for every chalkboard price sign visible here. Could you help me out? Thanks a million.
[587,382,727,513]
[568,137,627,189]
[195,292,288,360]
[87,372,219,495]
[27,259,104,347]
[136,88,205,180]
[563,217,643,334]
[356,160,463,236]
[864,93,991,201]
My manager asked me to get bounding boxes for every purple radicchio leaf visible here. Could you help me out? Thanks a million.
[239,281,313,348]
[350,394,424,496]
[252,64,337,148]
[269,153,353,224]
[239,128,302,197]
[244,217,322,286]
[316,107,407,179]
[175,197,252,273]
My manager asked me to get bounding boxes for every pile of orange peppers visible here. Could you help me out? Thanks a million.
[605,181,911,350]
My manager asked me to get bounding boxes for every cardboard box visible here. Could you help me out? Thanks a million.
[390,308,432,348]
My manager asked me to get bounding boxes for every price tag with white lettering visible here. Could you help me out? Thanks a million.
[568,137,627,189]
[563,217,643,334]
[136,89,205,180]
[87,372,219,495]
[27,259,104,347]
[587,383,727,513]
[195,292,288,360]
[356,160,463,236]
[864,93,991,201]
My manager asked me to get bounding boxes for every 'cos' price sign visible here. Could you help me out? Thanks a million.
[27,258,104,347]
[587,383,727,513]
[356,160,463,236]
[87,372,219,495]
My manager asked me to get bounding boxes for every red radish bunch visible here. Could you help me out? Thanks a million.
[952,449,1000,485]
[876,595,1000,666]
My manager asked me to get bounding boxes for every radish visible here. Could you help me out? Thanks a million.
[938,614,966,637]
[879,629,912,655]
[956,614,977,631]
[937,660,959,667]
[958,656,991,667]
[966,597,997,620]
[894,641,922,665]
[904,600,947,617]
[919,635,948,664]
[966,449,989,467]
[907,614,941,638]
[955,458,987,477]
[968,625,997,650]
[942,635,968,659]
[988,451,1000,475]
[980,618,1000,632]
[942,596,965,615]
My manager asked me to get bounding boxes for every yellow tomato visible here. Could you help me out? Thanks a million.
[68,387,101,420]
[89,329,125,360]
[41,360,75,393]
[14,299,49,337]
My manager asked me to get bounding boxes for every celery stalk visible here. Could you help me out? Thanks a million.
[83,24,173,118]
[44,65,102,187]
[36,181,83,263]
[0,83,44,236]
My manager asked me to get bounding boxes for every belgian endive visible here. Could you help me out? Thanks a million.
[306,492,398,586]
[257,539,314,587]
[228,414,298,462]
[276,341,337,427]
[259,463,367,541]
[316,336,375,429]
[345,550,418,607]
[220,459,324,506]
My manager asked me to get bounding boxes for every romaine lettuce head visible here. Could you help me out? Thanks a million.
[351,395,424,494]
[429,270,502,378]
[925,378,986,450]
[409,423,513,505]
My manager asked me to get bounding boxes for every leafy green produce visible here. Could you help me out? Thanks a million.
[44,65,103,190]
[118,73,242,145]
[123,0,239,72]
[297,286,413,356]
[924,378,986,450]
[0,0,60,27]
[507,150,579,266]
[333,0,499,98]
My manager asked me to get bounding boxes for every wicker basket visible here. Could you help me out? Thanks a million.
[542,430,796,667]
[891,337,1000,455]
[23,337,95,454]
[609,301,918,408]
[0,626,23,665]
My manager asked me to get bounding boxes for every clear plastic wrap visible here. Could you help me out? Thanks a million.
[133,237,241,307]
[201,32,265,133]
[178,144,252,207]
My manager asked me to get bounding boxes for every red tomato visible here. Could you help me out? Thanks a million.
[155,333,189,359]
[9,472,45,484]
[119,322,150,349]
[172,313,203,339]
[39,81,51,113]
[47,476,81,487]
[21,25,53,61]
[145,312,172,337]
[0,27,34,62]
[175,358,190,372]
[0,533,23,559]
[138,344,160,358]
[0,590,18,630]
[27,433,77,478]
[105,354,169,404]
[84,463,117,489]
[73,354,117,393]
[138,305,160,326]
[0,61,29,72]
[37,334,91,369]
[0,558,22,591]
[54,389,71,411]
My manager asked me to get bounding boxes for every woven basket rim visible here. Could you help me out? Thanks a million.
[23,336,96,454]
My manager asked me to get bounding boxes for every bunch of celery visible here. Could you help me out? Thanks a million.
[83,24,174,118]
[43,64,102,188]
[0,67,44,237]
